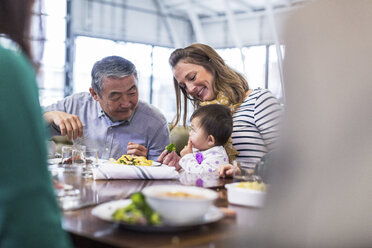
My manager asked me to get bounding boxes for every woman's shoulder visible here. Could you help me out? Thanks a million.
[247,88,272,100]
[0,46,35,82]
[0,45,31,68]
[244,88,279,105]
[239,88,267,106]
[236,89,279,113]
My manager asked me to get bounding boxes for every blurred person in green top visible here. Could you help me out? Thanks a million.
[0,0,72,247]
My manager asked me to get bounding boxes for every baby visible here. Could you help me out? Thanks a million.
[179,104,232,187]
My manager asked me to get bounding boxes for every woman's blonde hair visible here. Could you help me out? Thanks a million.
[169,43,249,130]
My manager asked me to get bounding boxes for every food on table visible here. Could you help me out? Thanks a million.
[235,181,267,192]
[59,157,73,165]
[115,154,153,166]
[112,192,161,225]
[156,191,205,199]
[165,143,176,153]
[143,185,218,224]
[58,156,92,165]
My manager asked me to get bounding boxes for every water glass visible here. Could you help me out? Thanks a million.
[72,145,86,169]
[47,140,57,159]
[61,145,73,169]
[53,165,82,210]
[83,148,98,178]
[233,160,263,183]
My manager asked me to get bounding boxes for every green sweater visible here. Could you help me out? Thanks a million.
[0,45,72,248]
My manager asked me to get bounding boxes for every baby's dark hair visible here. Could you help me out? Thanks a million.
[191,104,233,146]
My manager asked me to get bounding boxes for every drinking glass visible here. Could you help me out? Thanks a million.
[47,140,57,159]
[53,164,82,210]
[61,145,73,170]
[72,145,86,169]
[83,148,98,179]
[233,160,263,183]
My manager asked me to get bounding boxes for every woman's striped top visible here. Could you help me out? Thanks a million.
[232,89,281,166]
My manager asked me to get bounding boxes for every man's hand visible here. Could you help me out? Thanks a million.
[127,142,148,157]
[180,139,193,157]
[157,150,181,170]
[44,111,83,140]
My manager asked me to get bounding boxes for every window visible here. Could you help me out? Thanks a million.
[217,47,245,73]
[152,46,176,122]
[268,45,284,101]
[217,45,283,100]
[216,46,266,91]
[242,46,267,90]
[37,0,66,107]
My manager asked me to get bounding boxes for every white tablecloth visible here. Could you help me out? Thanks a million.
[93,164,180,180]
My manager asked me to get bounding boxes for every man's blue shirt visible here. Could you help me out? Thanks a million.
[44,92,170,160]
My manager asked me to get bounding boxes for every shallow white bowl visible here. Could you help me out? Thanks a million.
[225,182,267,208]
[142,185,218,224]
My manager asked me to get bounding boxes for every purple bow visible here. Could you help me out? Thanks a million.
[195,152,204,164]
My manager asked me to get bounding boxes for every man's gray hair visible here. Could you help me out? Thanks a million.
[91,56,138,96]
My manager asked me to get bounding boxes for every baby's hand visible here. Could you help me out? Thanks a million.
[180,139,193,157]
[218,164,239,178]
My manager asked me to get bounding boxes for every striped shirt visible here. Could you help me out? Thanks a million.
[232,89,281,166]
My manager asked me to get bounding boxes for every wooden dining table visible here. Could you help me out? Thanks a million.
[55,169,262,248]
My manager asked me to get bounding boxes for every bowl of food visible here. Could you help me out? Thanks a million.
[142,185,218,224]
[225,181,267,208]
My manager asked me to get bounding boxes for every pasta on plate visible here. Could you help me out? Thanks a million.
[115,154,153,166]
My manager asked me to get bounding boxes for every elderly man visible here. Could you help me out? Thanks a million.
[44,56,170,160]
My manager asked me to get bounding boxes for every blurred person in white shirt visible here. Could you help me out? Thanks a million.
[230,1,372,247]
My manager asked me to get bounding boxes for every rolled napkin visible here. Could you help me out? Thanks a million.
[93,164,180,180]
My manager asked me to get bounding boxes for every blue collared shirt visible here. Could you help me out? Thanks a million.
[44,92,170,160]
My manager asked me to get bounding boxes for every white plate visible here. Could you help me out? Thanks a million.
[91,199,224,232]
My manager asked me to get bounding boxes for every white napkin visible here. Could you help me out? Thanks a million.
[93,164,179,180]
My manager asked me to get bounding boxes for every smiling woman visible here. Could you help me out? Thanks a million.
[158,43,282,171]
[172,61,216,102]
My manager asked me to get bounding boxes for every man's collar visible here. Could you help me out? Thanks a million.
[97,104,105,118]
[122,107,136,124]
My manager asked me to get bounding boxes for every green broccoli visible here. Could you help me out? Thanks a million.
[149,212,161,225]
[112,192,162,226]
[131,192,146,207]
[166,143,176,153]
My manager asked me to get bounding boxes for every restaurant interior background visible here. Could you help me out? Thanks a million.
[25,0,304,122]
